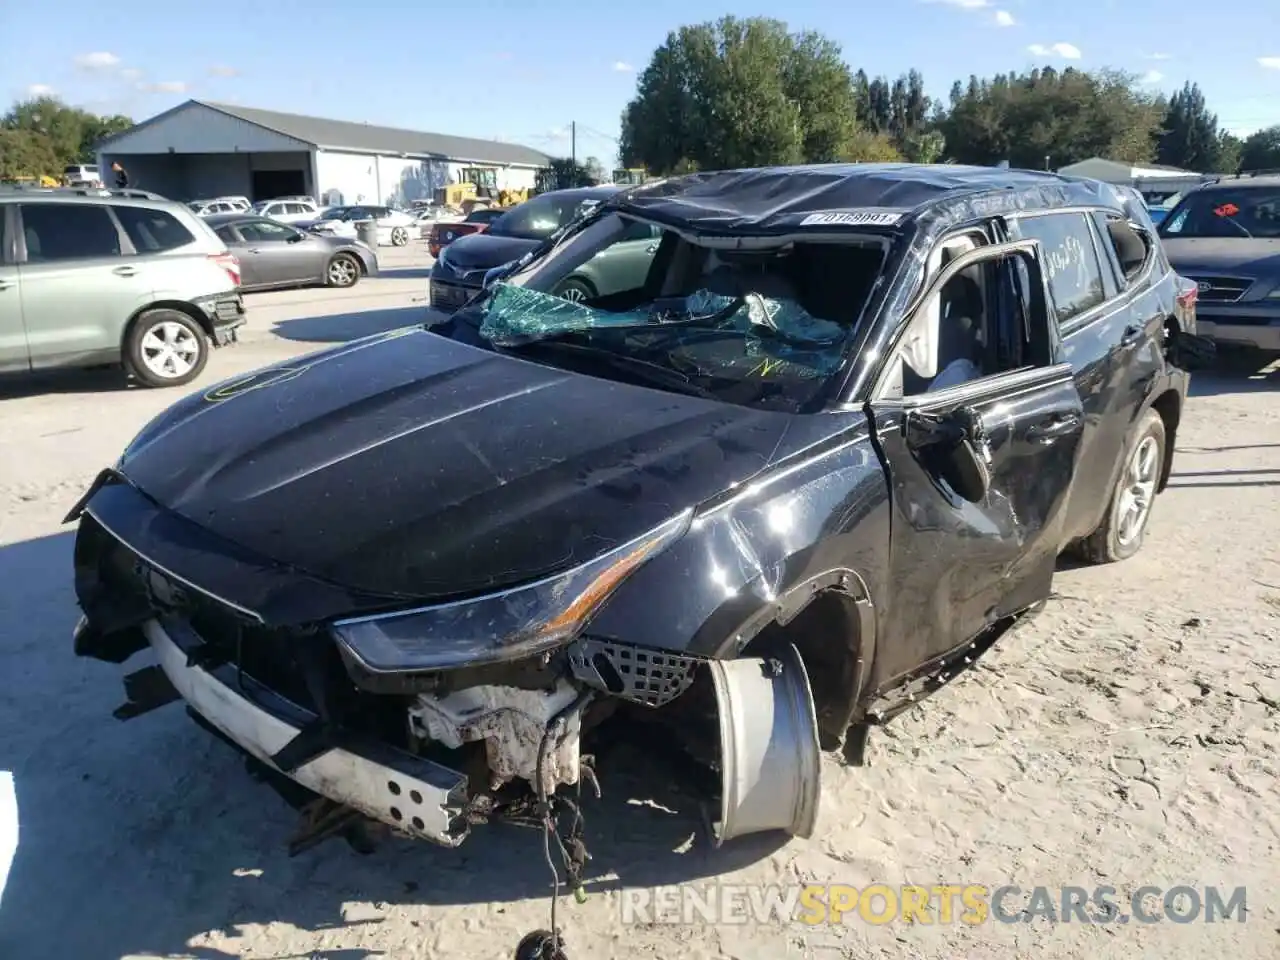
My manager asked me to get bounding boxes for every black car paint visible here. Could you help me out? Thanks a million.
[430,232,540,311]
[71,164,1192,735]
[429,186,621,313]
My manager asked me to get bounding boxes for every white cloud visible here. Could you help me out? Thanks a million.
[927,0,990,7]
[119,68,143,81]
[74,51,121,70]
[208,65,239,77]
[994,10,1015,26]
[1259,56,1280,70]
[137,80,188,93]
[613,61,633,72]
[1140,70,1164,84]
[546,126,570,141]
[25,83,56,97]
[1144,52,1172,60]
[1028,42,1082,59]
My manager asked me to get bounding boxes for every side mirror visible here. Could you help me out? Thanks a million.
[286,233,304,243]
[905,406,992,504]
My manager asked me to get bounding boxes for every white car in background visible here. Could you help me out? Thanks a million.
[410,204,463,238]
[188,197,252,216]
[250,198,322,223]
[300,205,415,246]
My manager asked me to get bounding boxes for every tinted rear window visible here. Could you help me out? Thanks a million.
[114,207,196,252]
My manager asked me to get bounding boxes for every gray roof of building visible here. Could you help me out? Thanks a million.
[100,99,553,168]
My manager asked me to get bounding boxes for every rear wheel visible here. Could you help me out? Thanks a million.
[1072,408,1166,563]
[390,226,409,246]
[125,309,208,388]
[326,253,361,288]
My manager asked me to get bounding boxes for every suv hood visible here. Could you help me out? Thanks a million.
[115,329,823,603]
[1162,237,1280,276]
[438,231,540,273]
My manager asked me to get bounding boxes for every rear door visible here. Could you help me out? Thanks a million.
[16,202,153,369]
[866,239,1086,686]
[1005,209,1162,545]
[0,204,30,372]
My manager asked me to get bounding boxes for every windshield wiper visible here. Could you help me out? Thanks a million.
[504,339,723,401]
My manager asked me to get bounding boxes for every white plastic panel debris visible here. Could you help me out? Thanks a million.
[0,771,15,910]
[408,682,582,796]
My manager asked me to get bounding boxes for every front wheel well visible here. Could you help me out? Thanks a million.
[739,585,874,750]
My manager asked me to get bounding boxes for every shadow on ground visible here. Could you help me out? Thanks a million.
[0,366,134,399]
[1188,346,1279,397]
[270,306,436,343]
[0,530,784,960]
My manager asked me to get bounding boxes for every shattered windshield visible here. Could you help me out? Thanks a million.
[440,219,887,412]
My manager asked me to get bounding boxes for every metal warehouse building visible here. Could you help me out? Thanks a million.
[96,100,551,207]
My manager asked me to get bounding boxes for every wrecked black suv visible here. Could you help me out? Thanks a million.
[69,164,1206,858]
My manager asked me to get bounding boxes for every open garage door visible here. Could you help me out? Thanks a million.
[252,168,307,201]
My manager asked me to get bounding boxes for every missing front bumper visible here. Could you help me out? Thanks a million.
[143,617,470,847]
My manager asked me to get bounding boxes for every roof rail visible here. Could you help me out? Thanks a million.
[0,185,169,200]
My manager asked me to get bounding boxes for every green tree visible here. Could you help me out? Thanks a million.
[619,17,861,173]
[0,127,58,179]
[1,96,134,175]
[535,158,593,193]
[1216,132,1244,174]
[840,129,903,162]
[582,156,607,184]
[1156,82,1220,172]
[1239,126,1280,172]
[938,67,1162,169]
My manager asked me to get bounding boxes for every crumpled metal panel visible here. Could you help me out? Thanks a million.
[603,164,1141,400]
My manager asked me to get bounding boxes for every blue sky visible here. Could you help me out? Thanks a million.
[3,0,1279,168]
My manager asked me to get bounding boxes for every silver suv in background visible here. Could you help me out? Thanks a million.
[0,187,246,387]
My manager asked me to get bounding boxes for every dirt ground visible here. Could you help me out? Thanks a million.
[1,247,1277,959]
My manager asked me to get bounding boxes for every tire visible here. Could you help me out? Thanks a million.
[554,278,595,303]
[390,226,409,247]
[125,308,209,388]
[1072,408,1166,564]
[326,253,361,288]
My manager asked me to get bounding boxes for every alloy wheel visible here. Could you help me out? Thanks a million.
[140,321,200,380]
[1116,434,1160,546]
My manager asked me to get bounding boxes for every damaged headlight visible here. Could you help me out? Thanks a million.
[330,509,693,673]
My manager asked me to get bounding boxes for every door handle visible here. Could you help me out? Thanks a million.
[0,280,13,291]
[247,248,262,254]
[112,266,137,277]
[1027,413,1082,443]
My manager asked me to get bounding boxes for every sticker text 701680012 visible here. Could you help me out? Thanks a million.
[799,210,903,227]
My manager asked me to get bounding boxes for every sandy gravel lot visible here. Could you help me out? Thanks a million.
[1,245,1277,960]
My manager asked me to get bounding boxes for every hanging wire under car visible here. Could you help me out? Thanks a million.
[514,688,597,960]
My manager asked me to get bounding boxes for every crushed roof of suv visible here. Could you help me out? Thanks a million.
[608,163,1128,233]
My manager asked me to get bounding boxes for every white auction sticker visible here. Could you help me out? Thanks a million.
[799,210,903,227]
